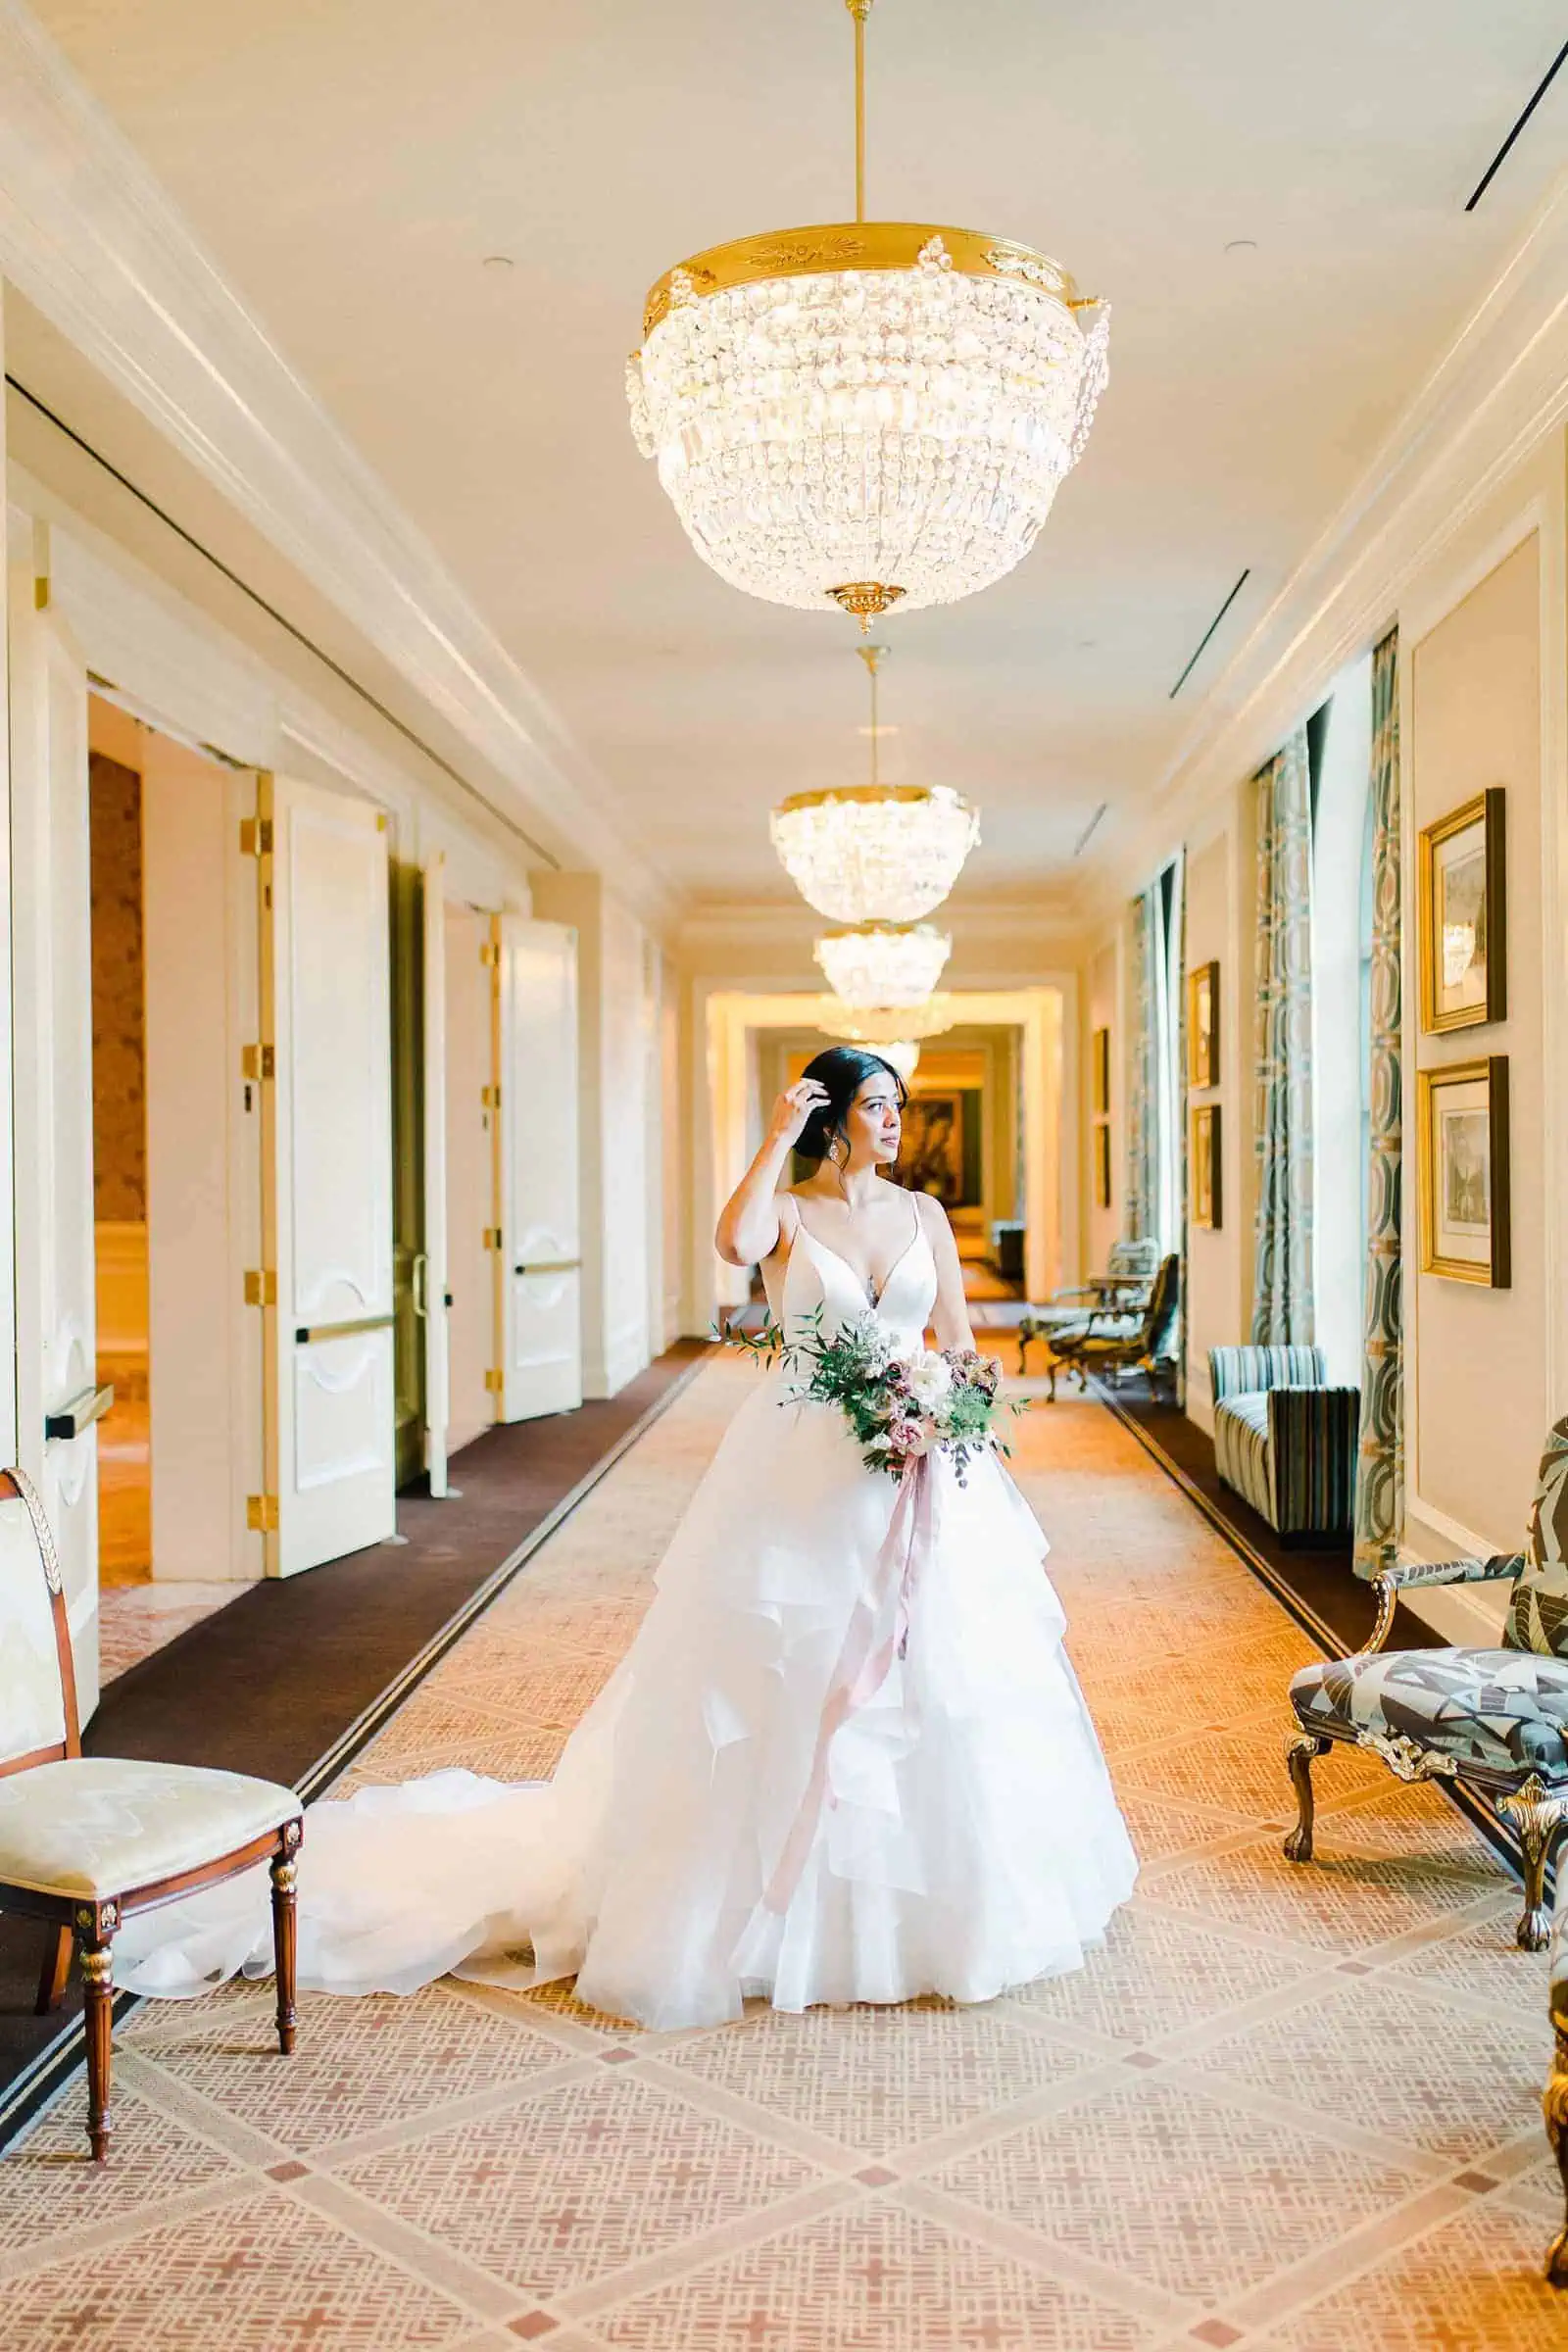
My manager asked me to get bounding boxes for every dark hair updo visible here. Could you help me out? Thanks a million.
[796,1046,907,1165]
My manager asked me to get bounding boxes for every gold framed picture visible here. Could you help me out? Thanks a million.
[1187,960,1220,1090]
[1093,1120,1112,1209]
[1191,1102,1222,1231]
[1419,788,1506,1032]
[1417,1055,1510,1286]
[1092,1026,1110,1116]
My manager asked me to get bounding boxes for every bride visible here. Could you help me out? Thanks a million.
[117,1048,1136,2029]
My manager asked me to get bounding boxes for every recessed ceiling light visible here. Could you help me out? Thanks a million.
[1224,238,1257,254]
[481,253,515,270]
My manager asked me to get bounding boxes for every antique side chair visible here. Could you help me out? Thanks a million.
[0,1468,303,2159]
[1037,1252,1181,1403]
[1015,1237,1159,1372]
[1548,1868,1568,2286]
[1283,1417,1568,1950]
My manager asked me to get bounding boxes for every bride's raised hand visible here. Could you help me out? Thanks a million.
[770,1078,830,1150]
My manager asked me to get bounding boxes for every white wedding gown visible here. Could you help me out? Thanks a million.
[115,1220,1137,2029]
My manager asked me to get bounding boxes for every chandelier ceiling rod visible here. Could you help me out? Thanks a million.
[848,0,873,224]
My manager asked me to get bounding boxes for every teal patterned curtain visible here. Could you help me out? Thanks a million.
[1250,729,1315,1345]
[1125,884,1160,1241]
[1353,630,1402,1576]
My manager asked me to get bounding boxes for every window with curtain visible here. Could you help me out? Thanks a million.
[1307,650,1374,1383]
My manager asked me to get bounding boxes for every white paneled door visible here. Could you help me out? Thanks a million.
[496,915,582,1420]
[7,570,102,1714]
[420,854,451,1496]
[259,774,396,1576]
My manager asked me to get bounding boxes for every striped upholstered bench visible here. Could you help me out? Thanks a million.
[1207,1346,1359,1544]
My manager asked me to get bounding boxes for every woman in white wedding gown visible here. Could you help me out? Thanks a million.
[117,1049,1135,2029]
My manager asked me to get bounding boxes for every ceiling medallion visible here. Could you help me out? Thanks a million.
[816,996,956,1046]
[627,0,1109,624]
[814,919,951,1009]
[770,645,979,922]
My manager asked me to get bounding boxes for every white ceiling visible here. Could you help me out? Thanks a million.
[22,0,1568,912]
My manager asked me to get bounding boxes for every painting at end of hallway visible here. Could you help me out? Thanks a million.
[897,1092,977,1207]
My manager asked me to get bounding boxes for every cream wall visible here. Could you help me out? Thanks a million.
[1401,470,1567,1594]
[1083,425,1568,1639]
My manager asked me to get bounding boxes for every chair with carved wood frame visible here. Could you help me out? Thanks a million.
[1036,1252,1181,1404]
[1283,1416,1568,1952]
[0,1468,303,2159]
[1015,1237,1159,1374]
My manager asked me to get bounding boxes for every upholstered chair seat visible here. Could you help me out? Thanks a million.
[0,1758,298,1900]
[0,1470,302,2159]
[1291,1649,1568,1780]
[1284,1417,1568,1952]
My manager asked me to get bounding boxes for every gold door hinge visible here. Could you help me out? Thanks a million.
[484,1369,505,1395]
[483,1227,503,1251]
[241,1044,275,1082]
[33,576,50,611]
[480,940,500,967]
[240,816,274,858]
[246,1494,280,1533]
[481,1084,501,1109]
[243,1270,277,1307]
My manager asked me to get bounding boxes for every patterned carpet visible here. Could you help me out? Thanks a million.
[2,1356,1559,2349]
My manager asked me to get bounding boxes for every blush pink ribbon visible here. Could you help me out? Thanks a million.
[762,1451,940,1916]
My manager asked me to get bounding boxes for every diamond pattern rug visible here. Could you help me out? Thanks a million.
[2,1357,1559,2348]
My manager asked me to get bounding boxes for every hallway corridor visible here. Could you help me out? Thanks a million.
[0,1362,1555,2349]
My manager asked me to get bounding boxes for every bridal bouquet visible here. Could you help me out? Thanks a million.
[724,1309,1021,1485]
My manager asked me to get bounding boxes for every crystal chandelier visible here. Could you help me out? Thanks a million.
[814,920,951,1008]
[816,996,956,1046]
[626,0,1109,626]
[770,645,978,920]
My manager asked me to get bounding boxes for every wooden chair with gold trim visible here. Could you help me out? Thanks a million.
[0,1467,303,2160]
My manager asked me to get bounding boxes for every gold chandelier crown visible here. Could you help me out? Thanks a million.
[627,0,1109,624]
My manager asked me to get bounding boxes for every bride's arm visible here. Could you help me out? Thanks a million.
[919,1195,978,1353]
[714,1080,829,1268]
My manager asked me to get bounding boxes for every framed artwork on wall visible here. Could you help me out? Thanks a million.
[1187,960,1220,1089]
[1417,1055,1510,1286]
[1191,1103,1222,1230]
[1092,1027,1110,1116]
[1093,1121,1112,1209]
[1419,788,1506,1032]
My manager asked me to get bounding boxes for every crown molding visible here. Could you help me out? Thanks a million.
[1080,165,1568,929]
[0,0,676,929]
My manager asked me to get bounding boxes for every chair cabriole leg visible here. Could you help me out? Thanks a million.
[1283,1731,1330,1864]
[270,1842,300,2055]
[35,1924,72,2014]
[1500,1778,1567,1954]
[79,1938,115,2161]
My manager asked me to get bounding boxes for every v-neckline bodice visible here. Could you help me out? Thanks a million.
[791,1193,923,1310]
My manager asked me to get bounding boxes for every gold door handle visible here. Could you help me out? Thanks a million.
[514,1257,581,1277]
[45,1384,116,1443]
[294,1313,397,1345]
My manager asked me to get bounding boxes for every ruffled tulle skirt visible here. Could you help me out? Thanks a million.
[115,1373,1137,2029]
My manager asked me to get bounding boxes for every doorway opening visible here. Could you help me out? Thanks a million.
[85,696,255,1673]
